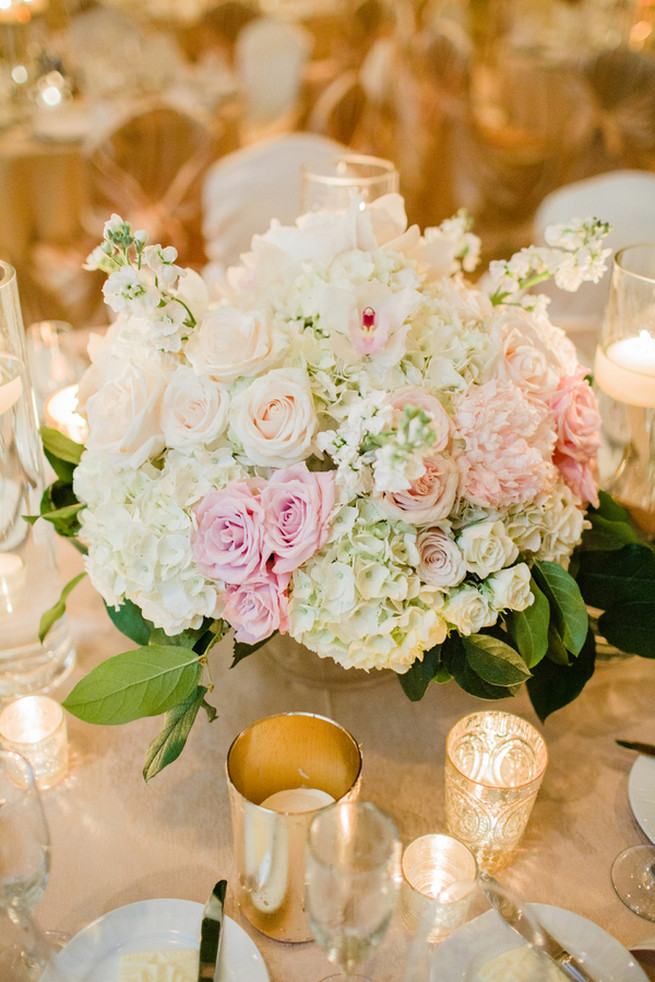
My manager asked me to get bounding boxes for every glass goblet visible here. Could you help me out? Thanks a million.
[305,800,402,981]
[0,749,65,976]
[611,844,655,921]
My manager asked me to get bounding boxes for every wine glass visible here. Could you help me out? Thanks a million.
[611,844,655,921]
[0,749,64,977]
[305,800,402,981]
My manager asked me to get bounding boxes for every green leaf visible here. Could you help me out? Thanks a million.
[232,633,276,667]
[575,544,655,610]
[40,425,84,465]
[104,598,154,646]
[579,514,643,551]
[149,620,215,652]
[463,633,531,686]
[443,635,520,701]
[598,602,655,658]
[527,627,596,721]
[38,571,86,642]
[63,646,202,724]
[505,580,550,668]
[533,560,588,655]
[142,685,214,781]
[397,645,443,701]
[546,621,571,665]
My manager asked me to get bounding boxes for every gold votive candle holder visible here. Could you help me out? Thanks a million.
[226,711,362,942]
[444,710,548,872]
[0,695,68,789]
[400,833,477,942]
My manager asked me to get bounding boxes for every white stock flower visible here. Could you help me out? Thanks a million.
[457,520,519,578]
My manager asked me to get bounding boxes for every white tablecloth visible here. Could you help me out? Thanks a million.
[37,542,655,980]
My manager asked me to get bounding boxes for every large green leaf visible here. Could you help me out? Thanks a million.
[105,598,154,646]
[533,561,587,655]
[462,634,531,686]
[40,425,84,465]
[63,646,202,724]
[142,685,215,781]
[598,602,655,658]
[39,571,86,642]
[397,645,445,702]
[579,491,643,551]
[527,627,596,721]
[505,580,550,668]
[443,636,520,701]
[232,633,278,666]
[575,544,655,610]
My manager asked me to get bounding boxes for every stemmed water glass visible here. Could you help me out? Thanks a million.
[0,749,64,978]
[611,844,655,922]
[305,800,402,981]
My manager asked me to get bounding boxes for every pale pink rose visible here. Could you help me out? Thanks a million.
[230,367,318,468]
[261,463,335,574]
[387,385,451,451]
[185,306,276,386]
[377,453,459,525]
[192,481,266,584]
[416,527,466,587]
[554,452,599,507]
[454,379,556,508]
[491,310,561,397]
[549,368,602,463]
[221,572,290,644]
[161,365,229,449]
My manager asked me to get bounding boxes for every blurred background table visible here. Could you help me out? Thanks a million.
[35,539,655,981]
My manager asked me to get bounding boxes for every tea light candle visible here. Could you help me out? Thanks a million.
[43,384,88,443]
[0,695,68,789]
[260,787,335,813]
[400,834,477,942]
[0,552,26,613]
[594,330,655,408]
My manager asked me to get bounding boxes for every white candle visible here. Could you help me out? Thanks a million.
[594,330,655,408]
[0,371,22,414]
[44,384,88,443]
[260,787,335,813]
[0,552,26,613]
[0,695,68,789]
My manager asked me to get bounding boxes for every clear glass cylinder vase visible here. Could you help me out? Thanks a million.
[0,262,75,697]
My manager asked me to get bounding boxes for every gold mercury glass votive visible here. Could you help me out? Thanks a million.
[0,695,68,789]
[444,711,548,873]
[400,834,478,943]
[226,711,362,941]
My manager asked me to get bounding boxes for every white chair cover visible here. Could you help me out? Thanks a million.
[235,17,313,127]
[202,131,347,282]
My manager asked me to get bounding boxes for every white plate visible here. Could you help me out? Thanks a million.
[431,903,648,981]
[629,755,655,845]
[42,898,269,982]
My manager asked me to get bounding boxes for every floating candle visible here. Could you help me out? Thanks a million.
[260,787,335,813]
[43,384,88,443]
[594,330,655,408]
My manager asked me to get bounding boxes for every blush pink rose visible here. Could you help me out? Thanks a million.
[192,481,266,584]
[221,573,289,644]
[261,463,335,574]
[377,453,459,525]
[549,369,602,463]
[554,452,599,507]
[416,527,466,587]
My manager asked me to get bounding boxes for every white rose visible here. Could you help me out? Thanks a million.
[161,366,229,450]
[85,363,165,468]
[185,305,277,385]
[417,527,466,588]
[485,563,534,612]
[444,585,496,635]
[458,520,519,578]
[231,367,318,467]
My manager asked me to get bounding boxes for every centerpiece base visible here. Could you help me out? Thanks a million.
[263,634,393,690]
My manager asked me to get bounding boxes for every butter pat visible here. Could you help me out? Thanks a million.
[476,946,568,981]
[118,949,198,982]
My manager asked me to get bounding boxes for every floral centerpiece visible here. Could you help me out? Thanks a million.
[37,194,655,780]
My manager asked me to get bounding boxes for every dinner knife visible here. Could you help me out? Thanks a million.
[198,879,227,982]
[479,871,597,982]
[616,739,655,758]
